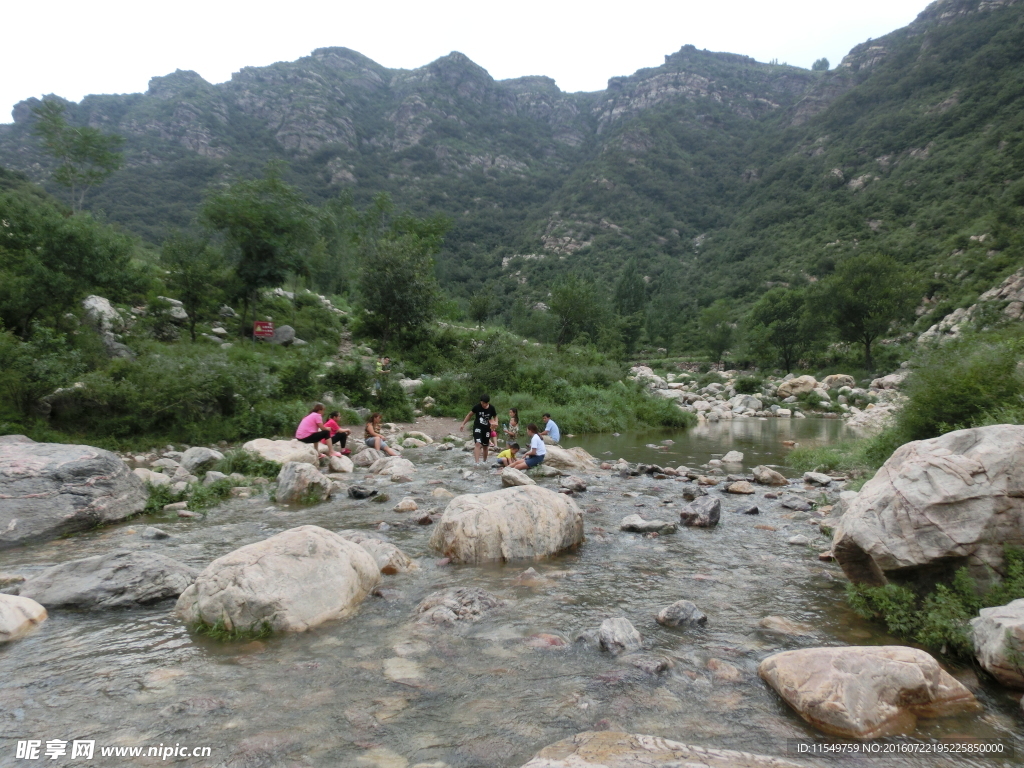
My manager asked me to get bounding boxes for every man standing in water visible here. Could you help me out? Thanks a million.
[460,394,497,464]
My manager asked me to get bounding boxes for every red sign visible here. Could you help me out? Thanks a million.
[253,321,274,338]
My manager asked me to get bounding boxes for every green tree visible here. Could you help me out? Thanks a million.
[812,58,830,71]
[202,165,316,333]
[613,258,646,315]
[746,287,817,372]
[357,236,440,345]
[699,299,734,363]
[468,294,491,324]
[0,188,138,338]
[31,100,124,212]
[161,234,226,342]
[549,273,607,350]
[814,254,916,370]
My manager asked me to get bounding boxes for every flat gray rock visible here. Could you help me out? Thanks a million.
[619,515,676,534]
[10,550,197,609]
[0,442,147,549]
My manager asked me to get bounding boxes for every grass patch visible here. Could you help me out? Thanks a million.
[786,441,877,486]
[186,478,235,511]
[213,449,281,479]
[847,546,1024,658]
[143,482,186,514]
[192,619,273,642]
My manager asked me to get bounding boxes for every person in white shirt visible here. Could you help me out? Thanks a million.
[510,423,546,470]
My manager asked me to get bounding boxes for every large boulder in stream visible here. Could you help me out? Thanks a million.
[429,486,584,564]
[274,462,331,504]
[832,425,1024,586]
[519,731,803,768]
[9,550,197,608]
[542,445,597,472]
[970,598,1024,689]
[0,594,47,643]
[175,525,380,633]
[0,441,147,549]
[240,439,316,466]
[758,646,978,739]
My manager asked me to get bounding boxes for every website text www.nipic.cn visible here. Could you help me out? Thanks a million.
[16,740,212,761]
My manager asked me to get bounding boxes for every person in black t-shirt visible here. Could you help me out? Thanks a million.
[460,393,497,464]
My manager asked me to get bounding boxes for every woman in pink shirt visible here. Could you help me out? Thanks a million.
[295,403,334,454]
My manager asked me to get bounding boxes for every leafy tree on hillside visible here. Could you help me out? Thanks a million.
[812,58,830,71]
[614,258,647,353]
[357,236,440,345]
[699,299,734,363]
[550,273,609,351]
[746,287,818,372]
[202,165,316,332]
[162,234,227,342]
[0,188,137,338]
[813,254,916,370]
[31,100,123,212]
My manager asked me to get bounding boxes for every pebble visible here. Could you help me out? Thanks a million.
[788,534,810,545]
[141,527,169,539]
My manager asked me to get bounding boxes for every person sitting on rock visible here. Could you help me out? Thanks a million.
[510,424,546,471]
[365,412,399,457]
[296,403,331,449]
[494,442,520,468]
[322,411,351,457]
[540,413,561,444]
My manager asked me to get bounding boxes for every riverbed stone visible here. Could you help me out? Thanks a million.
[429,486,584,564]
[725,481,755,494]
[393,497,418,513]
[415,587,504,626]
[656,600,707,627]
[502,467,536,487]
[175,525,380,633]
[543,445,598,472]
[11,550,197,608]
[337,530,417,575]
[559,475,587,492]
[328,455,354,473]
[203,470,228,486]
[133,467,171,487]
[758,646,978,739]
[970,599,1024,688]
[803,471,832,486]
[180,447,224,474]
[780,495,812,511]
[241,439,316,466]
[519,731,804,768]
[721,451,744,463]
[353,448,385,467]
[0,442,147,549]
[0,594,47,643]
[599,617,642,655]
[679,497,720,528]
[369,456,416,478]
[752,466,788,486]
[619,515,676,534]
[777,375,817,398]
[275,462,331,504]
[832,425,1024,586]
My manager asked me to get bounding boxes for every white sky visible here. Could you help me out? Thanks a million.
[3,0,930,123]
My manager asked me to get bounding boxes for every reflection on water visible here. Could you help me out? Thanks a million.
[0,421,1019,768]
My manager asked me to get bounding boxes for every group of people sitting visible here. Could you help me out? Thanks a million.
[294,394,560,471]
[294,403,400,458]
[458,394,559,472]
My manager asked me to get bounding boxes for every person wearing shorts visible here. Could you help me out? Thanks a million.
[460,394,497,464]
[364,412,399,456]
[511,423,546,471]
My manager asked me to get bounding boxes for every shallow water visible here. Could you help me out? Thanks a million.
[1,420,1020,768]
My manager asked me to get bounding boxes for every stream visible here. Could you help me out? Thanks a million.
[1,419,1020,768]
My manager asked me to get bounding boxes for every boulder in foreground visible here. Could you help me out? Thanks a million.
[542,445,597,472]
[0,442,146,549]
[833,425,1024,586]
[275,462,331,504]
[0,594,47,643]
[175,525,380,633]
[11,550,197,608]
[429,486,584,564]
[519,731,802,768]
[970,598,1024,689]
[758,645,978,739]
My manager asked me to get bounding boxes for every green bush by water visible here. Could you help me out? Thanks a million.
[847,547,1024,658]
[213,449,281,479]
[192,619,273,642]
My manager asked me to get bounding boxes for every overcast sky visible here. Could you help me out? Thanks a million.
[3,0,930,123]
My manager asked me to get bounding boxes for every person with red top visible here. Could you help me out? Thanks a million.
[295,403,331,452]
[322,411,351,456]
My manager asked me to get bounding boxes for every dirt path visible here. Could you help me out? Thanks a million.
[387,415,464,442]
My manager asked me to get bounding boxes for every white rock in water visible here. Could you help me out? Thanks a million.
[368,456,416,478]
[620,515,676,534]
[501,467,536,487]
[598,617,641,655]
[393,497,418,512]
[175,525,380,633]
[133,467,171,487]
[759,646,978,739]
[721,451,744,463]
[329,455,354,473]
[0,594,47,643]
[429,486,584,564]
[803,471,832,486]
[337,530,417,575]
[241,439,317,466]
[971,599,1024,688]
[542,445,598,472]
[275,462,331,504]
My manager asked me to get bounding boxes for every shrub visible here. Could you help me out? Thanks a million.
[734,375,763,395]
[213,449,281,479]
[192,618,273,642]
